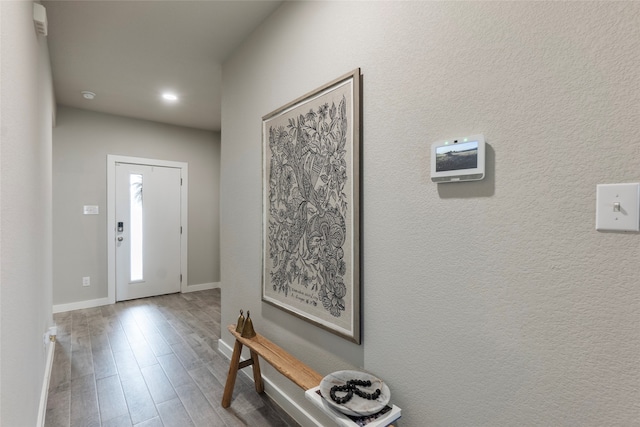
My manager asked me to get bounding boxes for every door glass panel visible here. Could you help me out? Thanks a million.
[130,173,143,282]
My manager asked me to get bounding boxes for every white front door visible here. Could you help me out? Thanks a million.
[115,162,182,301]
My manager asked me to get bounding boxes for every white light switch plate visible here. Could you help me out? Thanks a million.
[83,205,99,215]
[596,183,640,231]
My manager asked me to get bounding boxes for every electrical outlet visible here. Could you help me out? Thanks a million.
[82,276,90,287]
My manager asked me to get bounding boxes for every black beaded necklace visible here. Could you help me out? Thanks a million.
[329,379,381,405]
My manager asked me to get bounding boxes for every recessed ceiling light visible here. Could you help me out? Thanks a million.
[81,91,96,100]
[162,93,178,101]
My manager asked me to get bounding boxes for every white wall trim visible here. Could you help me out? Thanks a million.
[182,282,220,293]
[217,338,324,427]
[37,336,56,426]
[52,283,217,313]
[107,155,189,303]
[53,297,111,313]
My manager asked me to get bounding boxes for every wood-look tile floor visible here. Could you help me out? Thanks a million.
[45,289,300,427]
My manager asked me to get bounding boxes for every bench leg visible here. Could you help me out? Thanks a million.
[222,339,243,408]
[250,349,264,394]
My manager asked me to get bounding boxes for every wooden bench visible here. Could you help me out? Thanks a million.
[221,324,323,408]
[222,324,398,426]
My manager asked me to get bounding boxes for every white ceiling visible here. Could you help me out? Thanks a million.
[43,0,283,131]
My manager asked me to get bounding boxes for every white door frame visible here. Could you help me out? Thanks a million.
[107,155,188,304]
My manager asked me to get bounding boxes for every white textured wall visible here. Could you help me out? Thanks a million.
[0,1,54,425]
[52,107,220,305]
[221,2,640,426]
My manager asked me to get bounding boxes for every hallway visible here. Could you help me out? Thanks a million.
[45,289,298,427]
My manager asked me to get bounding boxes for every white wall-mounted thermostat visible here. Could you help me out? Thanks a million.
[431,134,486,183]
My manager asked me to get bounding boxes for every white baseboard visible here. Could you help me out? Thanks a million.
[53,283,220,313]
[217,338,324,427]
[37,333,56,426]
[53,296,111,313]
[182,282,220,293]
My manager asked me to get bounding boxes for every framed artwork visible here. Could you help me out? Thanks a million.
[262,69,361,344]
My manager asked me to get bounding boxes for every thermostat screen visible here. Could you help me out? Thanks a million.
[435,141,479,172]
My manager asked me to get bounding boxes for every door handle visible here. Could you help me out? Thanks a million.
[117,236,124,242]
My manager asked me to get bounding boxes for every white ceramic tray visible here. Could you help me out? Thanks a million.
[319,370,391,416]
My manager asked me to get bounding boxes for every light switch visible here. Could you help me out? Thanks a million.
[83,205,99,215]
[596,183,640,232]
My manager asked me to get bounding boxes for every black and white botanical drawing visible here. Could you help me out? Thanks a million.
[267,96,349,317]
[262,70,360,343]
